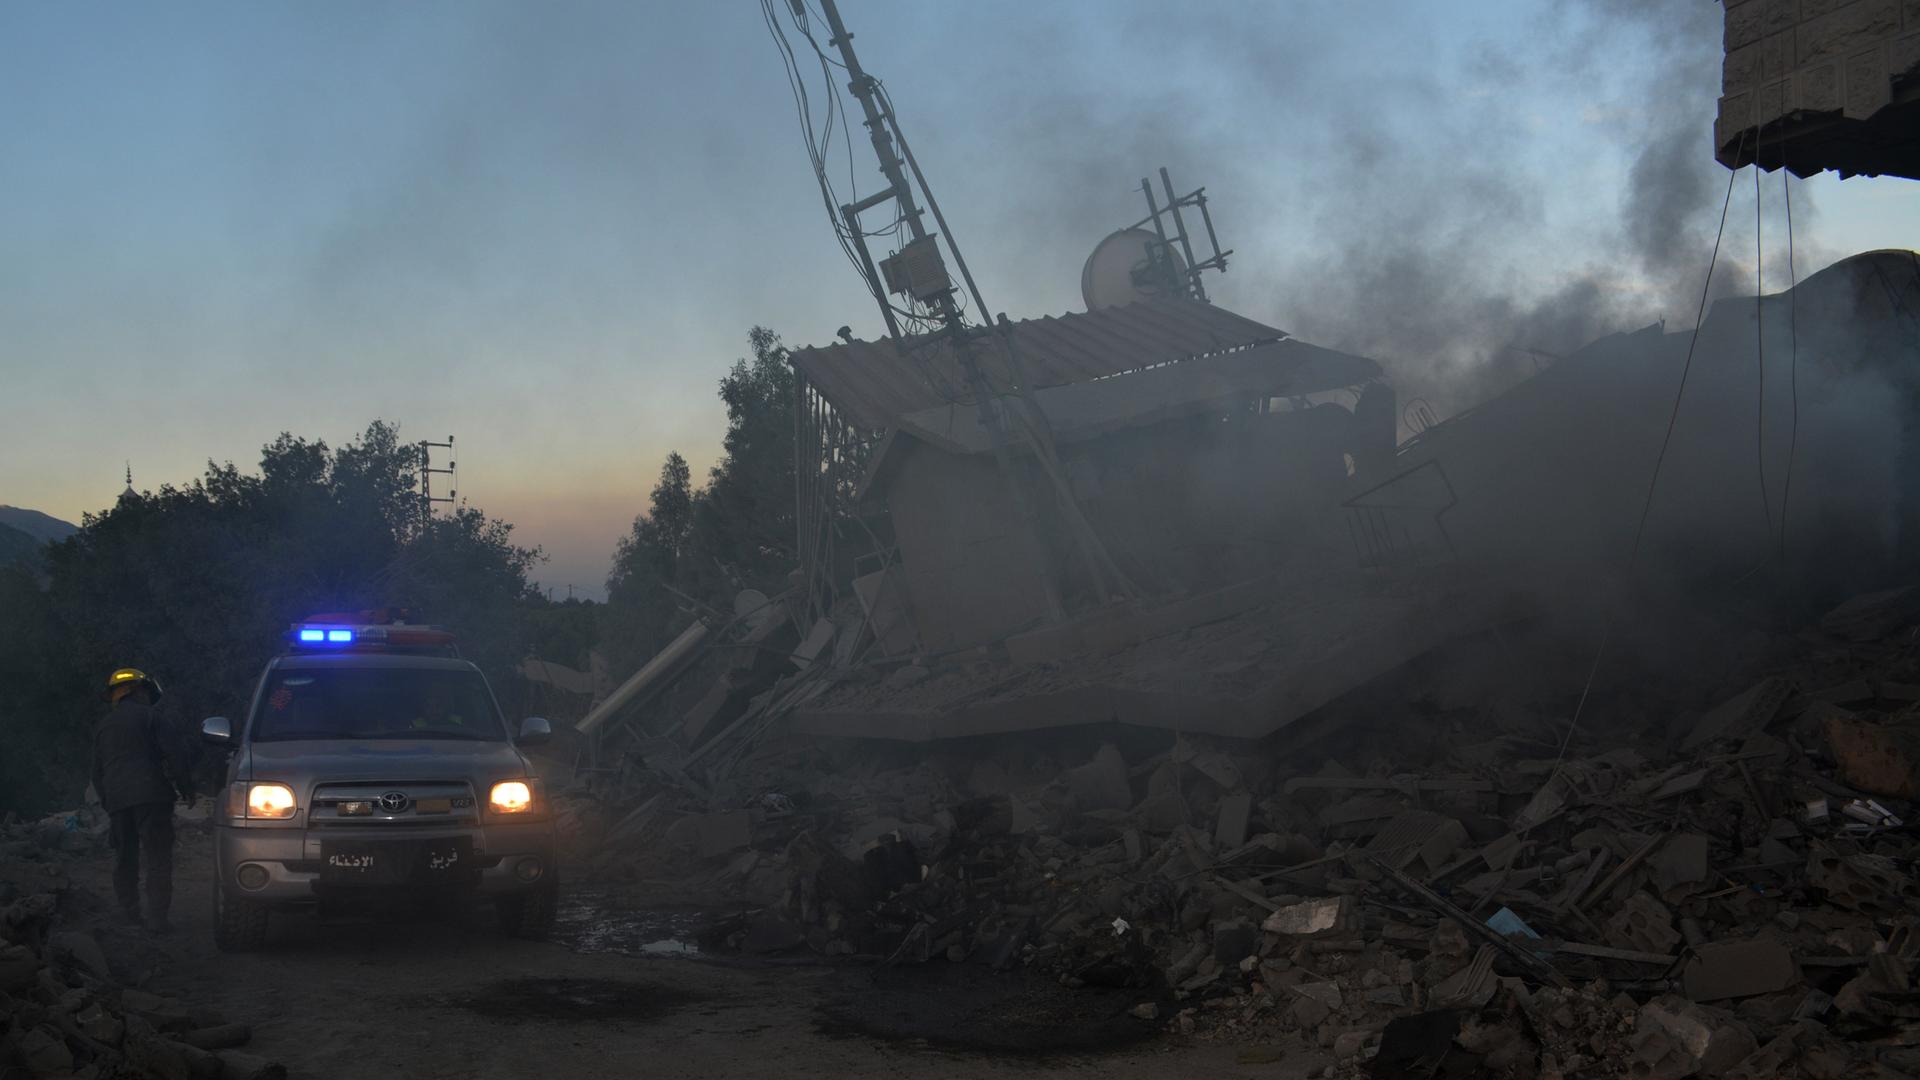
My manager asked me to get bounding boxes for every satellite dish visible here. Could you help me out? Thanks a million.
[1081,227,1189,311]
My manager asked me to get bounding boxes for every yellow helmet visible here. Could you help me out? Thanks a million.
[105,668,163,704]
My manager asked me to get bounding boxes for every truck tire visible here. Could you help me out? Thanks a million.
[495,876,558,939]
[212,883,270,953]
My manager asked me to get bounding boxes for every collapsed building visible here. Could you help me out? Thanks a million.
[752,249,1920,746]
[559,233,1919,1072]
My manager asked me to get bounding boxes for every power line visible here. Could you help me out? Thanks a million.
[1779,173,1799,564]
[1552,148,1749,765]
[1754,162,1773,538]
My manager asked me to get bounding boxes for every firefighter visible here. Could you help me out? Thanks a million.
[91,668,194,932]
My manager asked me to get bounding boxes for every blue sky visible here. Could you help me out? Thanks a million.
[3,1,1915,598]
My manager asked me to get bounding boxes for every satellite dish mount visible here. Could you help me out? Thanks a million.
[1082,166,1232,311]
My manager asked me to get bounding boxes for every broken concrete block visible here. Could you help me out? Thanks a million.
[1835,953,1910,1018]
[1067,743,1132,812]
[1213,792,1252,850]
[1808,843,1920,916]
[47,929,111,980]
[1649,833,1711,896]
[1683,677,1794,750]
[1367,811,1467,875]
[1608,892,1682,956]
[1170,735,1242,790]
[792,617,836,669]
[1683,938,1799,1002]
[1164,941,1209,985]
[1513,770,1578,830]
[1291,981,1343,1011]
[1719,1024,1807,1080]
[1289,991,1332,1029]
[1823,709,1920,798]
[1261,896,1355,937]
[1333,1030,1370,1059]
[1634,996,1758,1078]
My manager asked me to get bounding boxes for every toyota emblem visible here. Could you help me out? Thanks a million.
[377,791,411,813]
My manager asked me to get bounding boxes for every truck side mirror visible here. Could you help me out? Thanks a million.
[201,717,232,744]
[516,716,552,746]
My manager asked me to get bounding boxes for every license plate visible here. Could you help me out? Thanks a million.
[320,838,471,884]
[415,798,451,814]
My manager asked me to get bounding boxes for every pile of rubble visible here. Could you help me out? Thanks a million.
[577,583,1920,1075]
[0,814,286,1080]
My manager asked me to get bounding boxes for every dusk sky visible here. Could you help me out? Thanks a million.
[5,1,1917,600]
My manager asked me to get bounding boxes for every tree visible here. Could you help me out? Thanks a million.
[0,421,542,816]
[603,452,701,678]
[601,327,796,679]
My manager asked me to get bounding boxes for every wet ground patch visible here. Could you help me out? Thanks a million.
[815,964,1158,1055]
[553,888,708,958]
[453,977,707,1023]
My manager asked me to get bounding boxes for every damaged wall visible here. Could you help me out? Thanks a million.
[1394,249,1920,603]
[883,445,1061,656]
[1063,402,1356,594]
[1717,0,1920,178]
[882,396,1373,656]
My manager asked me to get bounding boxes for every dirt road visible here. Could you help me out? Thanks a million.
[65,828,1299,1080]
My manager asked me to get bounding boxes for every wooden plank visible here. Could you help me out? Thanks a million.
[1551,942,1678,965]
[1211,873,1281,913]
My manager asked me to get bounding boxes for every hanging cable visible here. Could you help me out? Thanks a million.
[1550,148,1749,765]
[1754,162,1773,537]
[1779,173,1799,564]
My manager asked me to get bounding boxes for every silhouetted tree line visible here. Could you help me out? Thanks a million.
[601,326,795,679]
[0,421,548,816]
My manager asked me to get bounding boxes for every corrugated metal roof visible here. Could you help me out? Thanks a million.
[789,299,1287,430]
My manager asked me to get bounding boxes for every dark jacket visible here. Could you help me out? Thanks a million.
[91,698,192,813]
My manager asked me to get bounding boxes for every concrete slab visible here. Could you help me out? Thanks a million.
[792,571,1530,742]
[1214,793,1253,850]
[1682,938,1799,1002]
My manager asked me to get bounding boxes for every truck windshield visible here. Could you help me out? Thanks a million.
[250,668,506,742]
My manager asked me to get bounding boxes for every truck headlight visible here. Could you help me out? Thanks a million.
[244,783,298,820]
[489,780,533,814]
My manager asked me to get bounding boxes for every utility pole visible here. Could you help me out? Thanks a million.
[814,0,1006,449]
[419,435,455,530]
[811,0,1135,607]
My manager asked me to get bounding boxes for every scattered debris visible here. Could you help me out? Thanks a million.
[0,815,287,1080]
[555,579,1920,1076]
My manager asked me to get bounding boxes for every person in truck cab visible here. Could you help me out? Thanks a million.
[91,668,196,932]
[410,680,469,731]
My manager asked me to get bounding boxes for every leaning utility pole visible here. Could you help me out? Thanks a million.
[813,0,1005,449]
[807,0,1136,605]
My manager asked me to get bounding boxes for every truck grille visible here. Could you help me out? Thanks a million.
[308,780,478,826]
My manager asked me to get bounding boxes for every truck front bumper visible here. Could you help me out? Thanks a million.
[215,820,558,903]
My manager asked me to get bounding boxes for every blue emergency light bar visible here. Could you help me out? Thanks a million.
[286,617,455,652]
